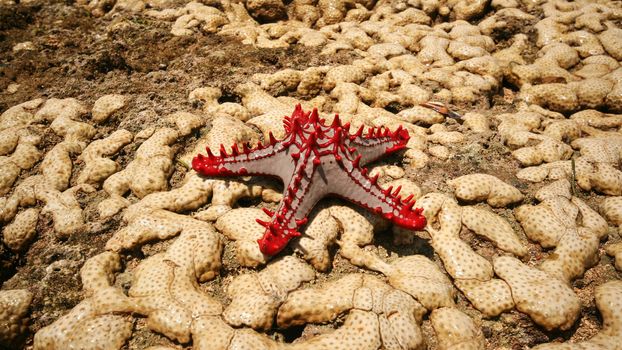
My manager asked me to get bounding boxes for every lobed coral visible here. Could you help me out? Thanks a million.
[223,256,315,330]
[430,307,485,350]
[494,256,581,331]
[4,0,622,349]
[0,289,32,348]
[447,173,524,207]
[99,112,205,218]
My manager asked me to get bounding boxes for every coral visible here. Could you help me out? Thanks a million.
[193,105,426,256]
[430,307,485,350]
[33,252,134,350]
[506,43,580,88]
[519,79,619,113]
[223,256,314,329]
[514,196,575,248]
[599,27,622,60]
[127,240,223,342]
[517,157,622,196]
[106,209,223,283]
[41,141,85,191]
[153,2,229,36]
[514,181,606,283]
[37,184,96,239]
[538,227,599,282]
[461,112,489,133]
[419,195,518,317]
[194,178,263,221]
[0,136,41,196]
[386,255,456,310]
[77,0,118,16]
[215,208,273,267]
[606,243,622,271]
[330,205,393,274]
[291,206,340,271]
[571,135,622,165]
[108,167,261,227]
[448,0,489,20]
[76,129,133,186]
[14,2,622,349]
[34,98,87,122]
[188,87,251,121]
[494,256,580,331]
[0,133,91,228]
[45,215,223,347]
[426,200,493,281]
[99,127,184,218]
[2,208,39,251]
[495,110,542,136]
[277,273,426,350]
[447,173,524,207]
[417,35,454,67]
[323,64,369,92]
[542,119,581,142]
[297,66,331,96]
[532,280,622,349]
[461,206,527,256]
[508,132,573,166]
[453,279,515,317]
[181,115,259,165]
[0,289,32,347]
[601,196,622,233]
[51,116,95,142]
[428,145,450,159]
[235,82,291,118]
[252,69,303,95]
[216,201,393,272]
[245,0,286,22]
[91,94,127,123]
[428,126,465,146]
[0,101,43,196]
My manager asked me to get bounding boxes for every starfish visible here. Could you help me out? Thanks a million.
[193,105,427,255]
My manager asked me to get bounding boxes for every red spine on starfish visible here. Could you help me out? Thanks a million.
[193,105,427,256]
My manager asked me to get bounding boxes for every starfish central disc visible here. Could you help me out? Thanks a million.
[193,105,427,255]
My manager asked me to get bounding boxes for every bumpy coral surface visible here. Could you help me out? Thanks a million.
[1,0,622,349]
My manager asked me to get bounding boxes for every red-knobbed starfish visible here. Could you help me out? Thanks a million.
[193,105,427,255]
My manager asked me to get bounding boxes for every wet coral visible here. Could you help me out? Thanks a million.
[99,119,202,218]
[447,173,524,207]
[76,129,133,186]
[532,280,622,349]
[0,289,32,348]
[494,256,580,331]
[7,1,622,349]
[223,256,314,329]
[430,307,485,350]
[33,252,134,350]
[91,94,127,123]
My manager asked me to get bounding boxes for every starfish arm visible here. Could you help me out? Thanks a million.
[256,158,329,256]
[192,140,295,180]
[329,150,426,231]
[347,125,411,166]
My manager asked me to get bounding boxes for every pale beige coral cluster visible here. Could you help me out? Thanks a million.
[0,98,99,247]
[109,0,622,118]
[1,94,618,349]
